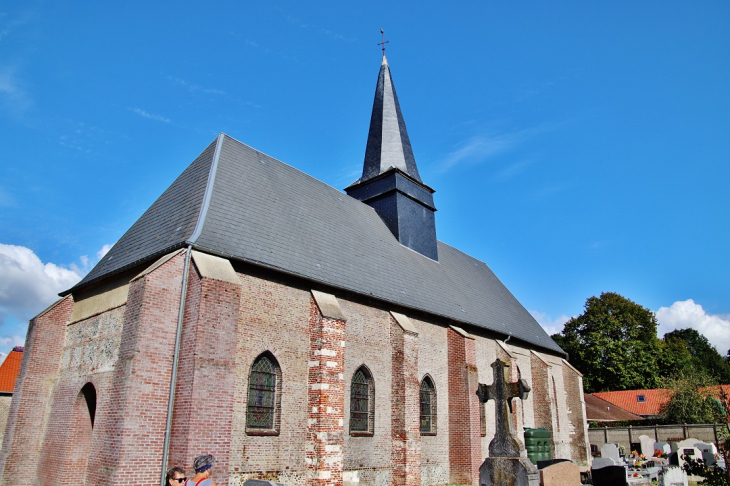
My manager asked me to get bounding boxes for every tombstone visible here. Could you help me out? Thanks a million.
[535,458,570,470]
[695,441,717,455]
[654,442,671,455]
[476,358,539,486]
[591,465,627,486]
[638,435,655,457]
[676,446,701,470]
[538,460,581,486]
[701,449,717,467]
[600,443,625,465]
[660,466,688,486]
[652,457,669,466]
[676,438,702,451]
[591,457,616,469]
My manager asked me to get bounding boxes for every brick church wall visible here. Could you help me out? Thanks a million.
[530,352,554,435]
[168,261,241,486]
[37,306,125,486]
[341,300,393,486]
[416,321,449,486]
[0,296,73,486]
[229,273,311,486]
[562,363,589,465]
[1,251,592,485]
[446,327,481,485]
[89,252,185,485]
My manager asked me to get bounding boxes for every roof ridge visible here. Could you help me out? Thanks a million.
[188,133,224,244]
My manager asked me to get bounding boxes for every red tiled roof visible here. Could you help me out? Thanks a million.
[585,394,645,422]
[0,349,23,394]
[593,389,673,416]
[594,385,730,417]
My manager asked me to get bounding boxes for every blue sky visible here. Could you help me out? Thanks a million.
[1,2,729,359]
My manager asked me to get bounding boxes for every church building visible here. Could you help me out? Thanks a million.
[0,54,589,486]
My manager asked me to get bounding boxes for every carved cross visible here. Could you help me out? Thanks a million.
[476,358,531,457]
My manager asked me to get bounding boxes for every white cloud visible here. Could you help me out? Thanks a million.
[656,299,730,355]
[0,244,82,323]
[0,63,33,117]
[530,310,572,337]
[97,243,113,260]
[0,243,114,325]
[438,123,560,173]
[129,108,170,123]
[169,77,226,95]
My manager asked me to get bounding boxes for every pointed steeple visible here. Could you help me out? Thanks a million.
[361,55,422,183]
[346,53,438,261]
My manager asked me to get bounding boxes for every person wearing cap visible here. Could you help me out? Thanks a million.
[184,454,217,486]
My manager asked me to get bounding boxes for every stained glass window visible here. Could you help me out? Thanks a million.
[247,356,277,429]
[420,377,435,434]
[351,368,371,432]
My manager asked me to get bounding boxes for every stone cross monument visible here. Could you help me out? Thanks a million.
[476,358,539,486]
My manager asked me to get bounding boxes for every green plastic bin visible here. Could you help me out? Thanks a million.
[524,427,552,464]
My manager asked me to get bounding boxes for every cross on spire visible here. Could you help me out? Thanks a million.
[378,28,389,55]
[476,358,531,458]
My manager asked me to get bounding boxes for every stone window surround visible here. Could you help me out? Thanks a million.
[245,351,282,436]
[350,365,375,437]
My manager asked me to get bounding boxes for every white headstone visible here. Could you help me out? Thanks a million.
[676,446,701,470]
[676,438,701,451]
[654,442,671,455]
[639,435,655,457]
[695,441,717,455]
[660,466,688,486]
[601,443,624,464]
[591,457,616,469]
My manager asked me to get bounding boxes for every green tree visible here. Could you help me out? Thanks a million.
[659,371,724,425]
[551,292,661,393]
[658,335,695,379]
[663,328,730,383]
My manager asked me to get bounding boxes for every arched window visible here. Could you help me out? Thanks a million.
[246,353,282,434]
[81,382,97,428]
[64,383,96,481]
[420,375,437,435]
[350,366,374,435]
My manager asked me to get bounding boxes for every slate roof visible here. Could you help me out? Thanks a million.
[360,55,421,184]
[67,134,564,356]
[584,394,645,422]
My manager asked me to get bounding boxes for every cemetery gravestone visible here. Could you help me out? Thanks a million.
[591,465,628,486]
[660,467,688,486]
[695,441,717,455]
[676,447,701,470]
[601,443,625,465]
[591,457,616,469]
[654,442,671,455]
[639,435,655,457]
[476,358,539,486]
[538,461,581,486]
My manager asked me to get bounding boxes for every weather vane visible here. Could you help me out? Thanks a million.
[378,28,389,55]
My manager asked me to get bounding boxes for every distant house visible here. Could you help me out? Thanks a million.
[0,347,23,445]
[584,394,644,423]
[592,389,671,418]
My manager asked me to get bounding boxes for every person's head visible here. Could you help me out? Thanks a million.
[193,454,216,477]
[166,467,186,485]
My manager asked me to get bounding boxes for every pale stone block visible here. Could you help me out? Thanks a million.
[539,461,581,486]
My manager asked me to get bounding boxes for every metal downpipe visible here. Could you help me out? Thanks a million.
[160,245,193,486]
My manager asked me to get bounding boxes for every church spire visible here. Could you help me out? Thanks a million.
[346,49,438,260]
[360,51,422,183]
